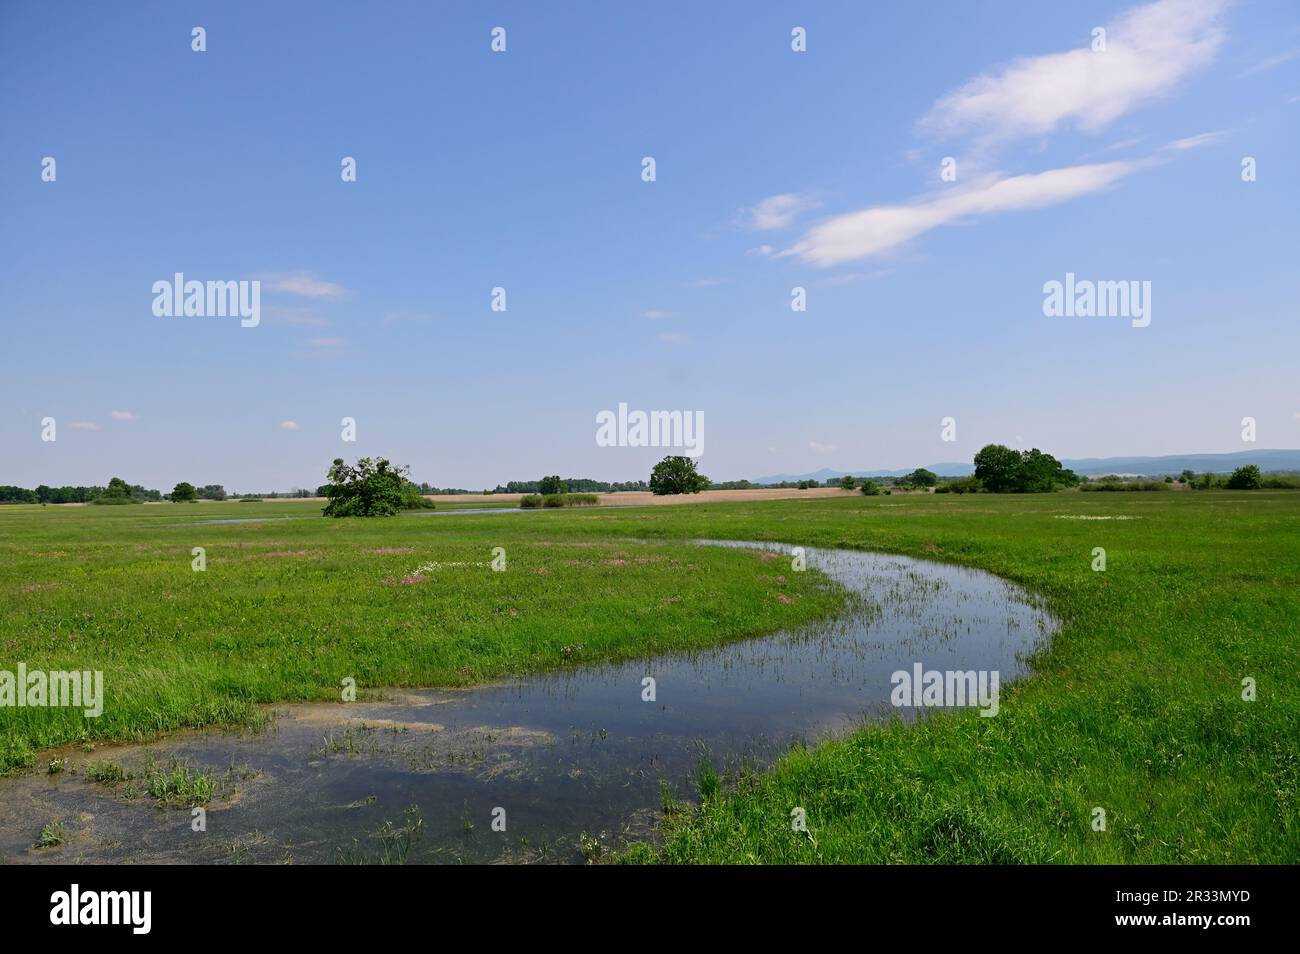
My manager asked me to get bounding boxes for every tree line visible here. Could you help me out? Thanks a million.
[7,449,1293,509]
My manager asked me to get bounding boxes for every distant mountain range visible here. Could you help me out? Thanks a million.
[751,449,1300,484]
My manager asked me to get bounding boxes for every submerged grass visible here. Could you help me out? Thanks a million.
[2,490,1298,863]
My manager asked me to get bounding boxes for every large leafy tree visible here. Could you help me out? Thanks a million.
[903,468,938,488]
[102,476,131,499]
[973,445,1023,492]
[1016,450,1065,493]
[1226,465,1262,489]
[649,456,710,495]
[321,457,408,517]
[538,475,567,495]
[170,482,198,502]
[974,445,1074,493]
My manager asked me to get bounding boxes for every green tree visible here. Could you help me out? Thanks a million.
[1226,465,1262,490]
[538,475,567,495]
[102,477,131,499]
[1017,449,1067,493]
[170,482,198,502]
[321,457,408,517]
[860,479,881,496]
[973,445,1072,493]
[839,475,857,491]
[649,456,710,495]
[973,445,1022,493]
[399,479,435,510]
[903,468,938,488]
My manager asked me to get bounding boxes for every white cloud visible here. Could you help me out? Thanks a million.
[809,440,838,454]
[1164,129,1227,150]
[658,332,690,345]
[69,421,100,431]
[110,410,138,422]
[740,194,821,230]
[746,244,775,257]
[280,420,300,431]
[918,0,1226,143]
[261,272,346,299]
[1237,49,1299,78]
[689,277,729,287]
[782,160,1149,267]
[639,309,671,319]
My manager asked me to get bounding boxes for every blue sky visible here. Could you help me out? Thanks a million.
[2,0,1297,491]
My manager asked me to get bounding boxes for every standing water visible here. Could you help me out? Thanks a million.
[0,541,1055,864]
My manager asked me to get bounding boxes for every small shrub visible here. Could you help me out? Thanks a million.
[519,494,543,509]
[860,480,881,496]
[35,820,65,849]
[542,494,566,508]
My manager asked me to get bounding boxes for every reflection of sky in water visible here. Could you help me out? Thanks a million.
[0,541,1055,865]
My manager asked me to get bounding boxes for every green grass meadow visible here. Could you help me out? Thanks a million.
[2,491,1297,863]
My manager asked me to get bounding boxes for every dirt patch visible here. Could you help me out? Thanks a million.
[264,550,312,558]
[19,582,61,592]
[369,547,416,555]
[478,486,858,511]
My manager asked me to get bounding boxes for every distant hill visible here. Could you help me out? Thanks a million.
[1059,449,1300,476]
[751,449,1300,484]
